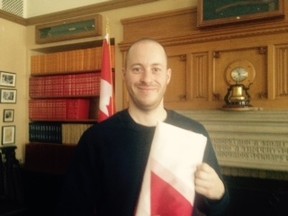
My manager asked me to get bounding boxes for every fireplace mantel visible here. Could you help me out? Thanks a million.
[179,110,288,177]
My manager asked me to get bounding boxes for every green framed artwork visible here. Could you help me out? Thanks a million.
[35,15,103,44]
[197,0,285,27]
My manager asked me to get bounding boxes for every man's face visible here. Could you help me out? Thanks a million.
[124,41,171,111]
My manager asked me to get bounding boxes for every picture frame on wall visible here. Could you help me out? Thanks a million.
[197,0,285,27]
[0,71,16,87]
[35,15,103,44]
[2,125,16,145]
[0,89,17,103]
[3,109,14,122]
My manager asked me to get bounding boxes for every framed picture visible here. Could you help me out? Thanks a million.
[36,15,103,44]
[3,109,14,122]
[2,125,15,145]
[0,89,17,103]
[197,0,285,27]
[0,71,16,87]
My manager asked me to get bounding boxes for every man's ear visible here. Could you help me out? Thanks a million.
[166,68,172,84]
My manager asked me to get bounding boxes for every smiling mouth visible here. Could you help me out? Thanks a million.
[138,85,157,92]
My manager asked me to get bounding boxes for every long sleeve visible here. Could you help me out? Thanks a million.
[194,135,230,216]
[56,128,99,216]
[55,110,156,216]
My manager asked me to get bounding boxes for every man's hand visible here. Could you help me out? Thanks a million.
[194,163,225,200]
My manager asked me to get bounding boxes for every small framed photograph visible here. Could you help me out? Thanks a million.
[0,71,16,87]
[3,109,14,122]
[2,125,16,145]
[0,89,17,103]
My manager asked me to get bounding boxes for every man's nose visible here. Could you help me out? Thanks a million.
[140,69,153,83]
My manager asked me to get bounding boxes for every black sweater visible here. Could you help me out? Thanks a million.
[56,109,229,216]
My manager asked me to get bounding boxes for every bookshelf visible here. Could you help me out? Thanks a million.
[28,39,115,145]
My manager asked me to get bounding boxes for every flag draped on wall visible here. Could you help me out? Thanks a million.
[98,34,115,122]
[135,122,207,216]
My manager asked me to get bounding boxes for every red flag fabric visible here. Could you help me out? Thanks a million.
[98,34,115,122]
[135,122,207,216]
[151,171,194,215]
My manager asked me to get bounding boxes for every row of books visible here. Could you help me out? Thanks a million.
[29,122,62,143]
[31,46,115,75]
[29,72,101,98]
[29,122,93,144]
[29,99,91,120]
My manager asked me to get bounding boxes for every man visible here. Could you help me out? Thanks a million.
[57,39,229,215]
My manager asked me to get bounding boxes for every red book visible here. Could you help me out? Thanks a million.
[66,99,90,120]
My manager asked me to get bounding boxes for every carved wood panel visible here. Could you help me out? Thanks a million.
[165,54,187,102]
[120,7,288,109]
[275,44,288,98]
[189,52,209,100]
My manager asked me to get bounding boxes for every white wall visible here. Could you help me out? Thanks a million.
[0,18,27,161]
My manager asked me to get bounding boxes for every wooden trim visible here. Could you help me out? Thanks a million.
[0,10,26,25]
[121,7,195,25]
[26,0,159,26]
[119,8,288,51]
[0,0,158,26]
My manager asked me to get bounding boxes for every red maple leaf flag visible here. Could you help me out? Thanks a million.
[98,34,115,122]
[135,122,207,216]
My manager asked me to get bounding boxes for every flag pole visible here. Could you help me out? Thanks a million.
[105,16,110,42]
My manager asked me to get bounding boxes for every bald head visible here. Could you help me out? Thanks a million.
[125,39,168,69]
[123,38,172,113]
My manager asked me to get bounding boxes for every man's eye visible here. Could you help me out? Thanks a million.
[132,67,142,73]
[152,67,161,73]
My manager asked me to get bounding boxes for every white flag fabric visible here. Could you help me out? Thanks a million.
[135,122,207,216]
[98,33,115,122]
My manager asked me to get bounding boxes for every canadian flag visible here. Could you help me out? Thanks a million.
[135,122,207,216]
[98,34,115,122]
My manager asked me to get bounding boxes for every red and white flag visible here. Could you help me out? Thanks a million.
[98,34,115,122]
[135,122,207,216]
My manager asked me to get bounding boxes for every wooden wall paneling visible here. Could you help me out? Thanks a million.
[121,51,129,109]
[121,8,197,43]
[275,44,288,99]
[165,54,187,103]
[267,44,276,100]
[120,6,288,110]
[190,52,209,100]
[208,50,216,102]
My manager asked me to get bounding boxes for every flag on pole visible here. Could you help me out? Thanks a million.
[135,122,207,216]
[98,33,115,122]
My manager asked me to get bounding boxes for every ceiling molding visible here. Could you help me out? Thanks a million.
[26,0,159,26]
[0,10,26,25]
[0,0,158,26]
